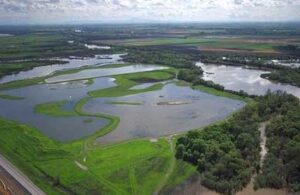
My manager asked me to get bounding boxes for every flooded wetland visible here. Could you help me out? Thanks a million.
[0,57,245,142]
[0,40,300,195]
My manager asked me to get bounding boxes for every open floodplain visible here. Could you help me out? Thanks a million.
[0,23,300,195]
[0,51,300,194]
[0,53,248,194]
[0,56,244,142]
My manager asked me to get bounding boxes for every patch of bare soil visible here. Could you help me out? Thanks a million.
[0,179,11,195]
[0,166,28,195]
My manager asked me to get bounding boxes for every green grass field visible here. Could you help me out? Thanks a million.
[0,33,87,60]
[0,63,249,194]
[0,60,68,79]
[34,100,77,117]
[0,117,178,194]
[120,37,279,52]
[192,84,249,101]
[88,69,175,97]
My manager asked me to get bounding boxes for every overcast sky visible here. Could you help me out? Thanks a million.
[0,0,300,24]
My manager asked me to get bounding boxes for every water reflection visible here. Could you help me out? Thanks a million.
[0,54,123,84]
[83,84,245,144]
[46,65,168,83]
[200,64,300,98]
[0,77,116,141]
[85,44,111,50]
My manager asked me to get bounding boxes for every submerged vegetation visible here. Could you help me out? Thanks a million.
[0,93,24,100]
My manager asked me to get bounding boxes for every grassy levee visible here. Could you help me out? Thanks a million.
[88,69,175,97]
[160,160,198,194]
[106,101,142,105]
[0,93,24,100]
[192,85,250,102]
[85,138,173,195]
[0,64,173,92]
[0,117,177,194]
[34,100,77,117]
[73,97,120,150]
[0,118,101,194]
[0,77,45,91]
[0,63,252,194]
[176,80,250,102]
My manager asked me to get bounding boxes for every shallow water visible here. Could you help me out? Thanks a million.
[45,65,168,83]
[85,44,111,50]
[0,64,171,141]
[200,64,300,98]
[0,54,123,84]
[0,77,116,141]
[271,60,300,68]
[0,34,13,37]
[0,79,244,142]
[82,84,245,144]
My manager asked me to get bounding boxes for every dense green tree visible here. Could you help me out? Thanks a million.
[176,91,300,193]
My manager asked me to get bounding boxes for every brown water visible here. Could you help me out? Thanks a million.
[168,176,290,195]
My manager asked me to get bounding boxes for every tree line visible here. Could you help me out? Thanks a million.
[261,67,300,87]
[176,91,300,194]
[177,68,252,98]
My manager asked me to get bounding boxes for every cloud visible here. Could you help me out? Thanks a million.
[0,0,299,24]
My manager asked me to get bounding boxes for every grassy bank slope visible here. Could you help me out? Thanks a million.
[0,117,175,194]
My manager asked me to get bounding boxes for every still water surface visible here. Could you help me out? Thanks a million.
[200,64,300,98]
[83,84,245,144]
[0,80,244,142]
[0,77,116,141]
[45,65,168,83]
[0,54,123,84]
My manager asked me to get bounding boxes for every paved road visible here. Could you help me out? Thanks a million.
[0,165,29,195]
[0,154,45,195]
